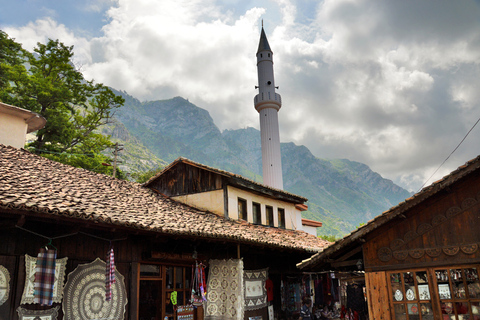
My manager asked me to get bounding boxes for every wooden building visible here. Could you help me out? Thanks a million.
[0,144,330,320]
[144,157,318,235]
[298,156,480,320]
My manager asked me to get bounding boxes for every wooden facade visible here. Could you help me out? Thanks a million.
[0,204,315,320]
[298,156,480,320]
[0,145,328,320]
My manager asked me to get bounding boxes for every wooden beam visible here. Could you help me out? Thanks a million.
[331,260,359,268]
[335,246,362,262]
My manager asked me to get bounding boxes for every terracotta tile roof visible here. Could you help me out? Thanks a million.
[0,144,329,253]
[298,154,480,269]
[144,157,308,203]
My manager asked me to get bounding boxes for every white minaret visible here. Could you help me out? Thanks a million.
[254,26,283,190]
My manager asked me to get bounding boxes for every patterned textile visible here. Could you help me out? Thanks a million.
[63,258,127,320]
[105,248,116,301]
[205,259,244,320]
[34,248,57,306]
[21,254,68,305]
[0,265,10,306]
[17,305,60,320]
[244,268,268,310]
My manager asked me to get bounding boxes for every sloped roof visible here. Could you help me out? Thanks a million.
[0,102,46,133]
[0,144,329,253]
[257,27,272,54]
[144,157,308,203]
[298,154,480,269]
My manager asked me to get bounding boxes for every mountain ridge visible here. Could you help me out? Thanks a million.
[105,90,412,237]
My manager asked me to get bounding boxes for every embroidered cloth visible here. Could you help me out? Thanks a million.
[105,248,116,301]
[34,248,57,305]
[205,259,244,320]
[244,268,268,310]
[17,305,60,320]
[63,258,127,320]
[0,265,10,306]
[21,254,68,305]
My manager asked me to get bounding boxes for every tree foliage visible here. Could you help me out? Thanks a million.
[0,31,125,176]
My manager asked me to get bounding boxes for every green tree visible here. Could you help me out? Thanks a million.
[0,32,125,176]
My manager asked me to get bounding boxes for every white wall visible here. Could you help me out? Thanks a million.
[172,190,224,216]
[227,185,302,230]
[0,112,28,148]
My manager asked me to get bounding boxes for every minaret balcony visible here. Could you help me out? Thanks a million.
[254,93,282,111]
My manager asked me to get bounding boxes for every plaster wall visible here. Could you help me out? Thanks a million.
[302,225,318,236]
[227,185,302,230]
[172,189,224,216]
[0,113,28,148]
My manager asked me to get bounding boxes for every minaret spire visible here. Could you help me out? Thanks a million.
[254,26,283,190]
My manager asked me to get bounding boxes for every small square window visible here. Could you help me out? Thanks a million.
[278,208,285,229]
[253,202,261,225]
[266,206,274,227]
[238,198,247,220]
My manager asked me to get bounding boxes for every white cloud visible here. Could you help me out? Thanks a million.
[3,0,480,192]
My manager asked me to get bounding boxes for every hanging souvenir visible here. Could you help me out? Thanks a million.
[0,265,10,306]
[21,254,68,305]
[205,259,244,320]
[17,305,60,320]
[191,261,207,306]
[244,268,268,311]
[105,247,116,301]
[63,258,127,320]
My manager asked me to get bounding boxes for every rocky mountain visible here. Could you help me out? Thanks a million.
[106,90,412,237]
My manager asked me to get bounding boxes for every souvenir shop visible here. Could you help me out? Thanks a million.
[298,155,480,320]
[278,271,367,320]
[0,144,331,320]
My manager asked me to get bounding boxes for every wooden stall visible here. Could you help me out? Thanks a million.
[0,144,329,320]
[298,155,480,320]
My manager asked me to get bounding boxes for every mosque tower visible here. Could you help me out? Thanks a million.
[254,26,283,190]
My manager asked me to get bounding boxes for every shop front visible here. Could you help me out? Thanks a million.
[299,155,480,320]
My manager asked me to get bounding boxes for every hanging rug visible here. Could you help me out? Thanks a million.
[244,268,268,310]
[21,254,68,305]
[17,305,60,320]
[0,265,10,306]
[62,258,127,320]
[205,259,244,320]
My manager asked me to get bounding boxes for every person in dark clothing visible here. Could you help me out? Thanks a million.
[299,297,312,320]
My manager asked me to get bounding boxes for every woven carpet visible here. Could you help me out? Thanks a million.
[244,268,268,310]
[205,259,244,320]
[21,254,67,305]
[62,258,127,320]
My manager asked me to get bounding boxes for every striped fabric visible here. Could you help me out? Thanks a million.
[33,248,57,306]
[105,248,116,301]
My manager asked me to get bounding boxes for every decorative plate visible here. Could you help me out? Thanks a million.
[406,288,415,300]
[63,258,127,320]
[394,289,403,301]
[0,265,10,305]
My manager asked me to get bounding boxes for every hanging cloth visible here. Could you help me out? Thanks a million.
[105,247,116,301]
[34,247,57,306]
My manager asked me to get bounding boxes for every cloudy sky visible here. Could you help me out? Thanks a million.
[2,0,480,192]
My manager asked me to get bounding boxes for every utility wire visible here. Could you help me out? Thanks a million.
[418,115,480,192]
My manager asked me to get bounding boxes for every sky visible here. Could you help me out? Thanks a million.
[2,0,480,192]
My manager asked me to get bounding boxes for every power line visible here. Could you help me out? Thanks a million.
[418,115,480,192]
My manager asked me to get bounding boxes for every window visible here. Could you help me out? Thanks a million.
[390,270,434,320]
[238,198,247,220]
[388,266,480,320]
[139,264,191,320]
[278,208,285,229]
[266,206,274,227]
[253,202,261,225]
